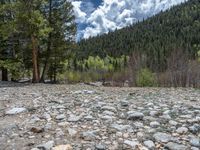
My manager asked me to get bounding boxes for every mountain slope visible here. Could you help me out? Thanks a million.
[78,0,200,70]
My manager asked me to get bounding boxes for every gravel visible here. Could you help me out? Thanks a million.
[0,82,200,149]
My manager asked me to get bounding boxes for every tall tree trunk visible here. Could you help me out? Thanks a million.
[31,35,39,83]
[2,68,8,81]
[40,0,52,83]
[40,33,52,82]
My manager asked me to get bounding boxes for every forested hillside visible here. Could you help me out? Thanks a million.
[78,0,200,72]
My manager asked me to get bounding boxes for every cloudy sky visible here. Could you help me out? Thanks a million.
[72,0,187,40]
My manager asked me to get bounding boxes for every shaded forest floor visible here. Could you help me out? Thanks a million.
[0,82,200,150]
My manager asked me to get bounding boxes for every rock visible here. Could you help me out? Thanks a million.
[189,124,200,134]
[101,106,117,113]
[163,110,170,115]
[30,127,44,133]
[100,115,115,121]
[58,122,69,127]
[110,124,132,131]
[5,107,27,115]
[153,132,172,143]
[144,140,155,149]
[80,131,97,141]
[37,141,55,150]
[165,142,188,150]
[83,90,95,94]
[56,129,64,137]
[190,137,200,147]
[95,144,106,150]
[191,147,199,150]
[42,113,51,121]
[102,110,115,116]
[149,111,160,116]
[84,115,93,121]
[120,100,129,107]
[56,114,66,120]
[176,127,188,134]
[67,128,77,137]
[169,120,178,126]
[29,115,41,123]
[124,140,139,149]
[160,114,171,120]
[68,114,81,122]
[150,121,160,128]
[52,144,72,150]
[127,111,144,120]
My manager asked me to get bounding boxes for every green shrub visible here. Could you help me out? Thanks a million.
[136,68,155,87]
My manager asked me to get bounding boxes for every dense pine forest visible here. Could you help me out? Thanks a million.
[0,0,200,87]
[0,0,76,83]
[77,0,200,87]
[78,0,200,65]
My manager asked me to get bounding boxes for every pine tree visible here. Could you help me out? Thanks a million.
[40,0,76,82]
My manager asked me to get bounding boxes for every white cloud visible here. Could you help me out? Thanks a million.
[72,1,87,23]
[73,0,187,39]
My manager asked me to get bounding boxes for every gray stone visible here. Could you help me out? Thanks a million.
[124,140,139,149]
[101,106,117,113]
[110,124,132,131]
[120,100,129,107]
[160,114,171,120]
[95,144,106,150]
[144,140,155,149]
[37,141,54,150]
[189,124,200,134]
[56,114,65,120]
[103,110,115,116]
[127,111,144,120]
[68,128,77,137]
[150,121,160,128]
[176,127,188,134]
[5,107,27,115]
[190,138,200,147]
[149,111,160,117]
[31,148,40,150]
[165,142,188,150]
[80,131,97,141]
[100,115,115,121]
[84,115,94,121]
[191,147,200,150]
[169,120,178,126]
[153,132,172,143]
[68,114,81,122]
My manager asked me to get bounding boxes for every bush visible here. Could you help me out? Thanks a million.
[136,68,155,87]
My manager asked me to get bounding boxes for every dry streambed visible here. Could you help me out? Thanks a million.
[0,82,200,150]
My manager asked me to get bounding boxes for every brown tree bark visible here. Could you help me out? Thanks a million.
[40,0,52,83]
[2,68,8,81]
[31,35,40,83]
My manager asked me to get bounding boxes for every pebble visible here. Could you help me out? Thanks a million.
[5,107,27,115]
[165,142,188,150]
[127,111,144,120]
[153,132,172,143]
[176,127,188,134]
[124,140,139,148]
[150,121,160,128]
[144,140,155,149]
[37,141,55,150]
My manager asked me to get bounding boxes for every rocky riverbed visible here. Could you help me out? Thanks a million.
[0,82,200,150]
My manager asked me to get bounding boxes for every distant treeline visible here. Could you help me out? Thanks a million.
[78,0,200,72]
